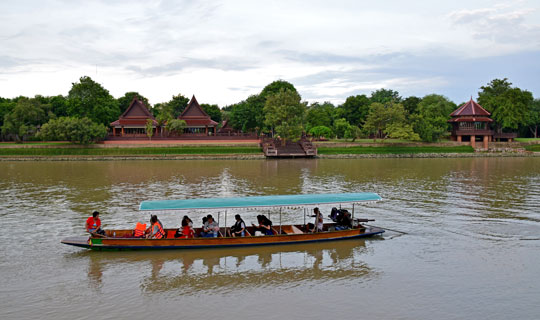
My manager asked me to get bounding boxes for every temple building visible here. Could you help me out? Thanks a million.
[110,98,157,137]
[178,95,218,135]
[448,98,494,149]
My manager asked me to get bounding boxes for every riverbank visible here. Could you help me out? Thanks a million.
[0,140,538,160]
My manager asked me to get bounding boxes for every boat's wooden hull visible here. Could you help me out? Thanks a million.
[61,226,384,250]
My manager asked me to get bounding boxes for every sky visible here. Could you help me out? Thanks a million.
[1,0,539,107]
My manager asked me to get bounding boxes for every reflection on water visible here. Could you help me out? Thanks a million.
[1,158,540,320]
[68,239,375,296]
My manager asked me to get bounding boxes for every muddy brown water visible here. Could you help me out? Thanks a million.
[1,158,539,320]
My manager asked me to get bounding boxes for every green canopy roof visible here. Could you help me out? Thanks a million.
[139,192,382,211]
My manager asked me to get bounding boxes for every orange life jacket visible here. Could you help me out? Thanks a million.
[153,222,165,239]
[134,222,146,237]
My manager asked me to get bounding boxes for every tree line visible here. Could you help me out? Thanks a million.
[1,76,538,144]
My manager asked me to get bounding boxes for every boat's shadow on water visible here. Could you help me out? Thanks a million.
[65,238,383,294]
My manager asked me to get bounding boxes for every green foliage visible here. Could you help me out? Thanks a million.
[146,119,154,140]
[48,95,69,118]
[478,78,533,131]
[67,76,120,126]
[524,99,540,138]
[411,94,455,142]
[0,146,262,156]
[344,125,362,142]
[524,144,540,152]
[370,89,401,104]
[117,92,150,114]
[339,95,370,126]
[153,94,189,119]
[261,80,297,98]
[2,97,48,142]
[333,118,351,139]
[317,145,474,154]
[0,97,16,128]
[264,88,306,142]
[200,103,222,123]
[166,119,187,135]
[229,94,266,133]
[364,102,418,141]
[38,117,107,144]
[309,126,333,139]
[402,96,421,116]
[306,102,335,132]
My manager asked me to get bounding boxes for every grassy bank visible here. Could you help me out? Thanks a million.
[524,144,540,152]
[318,145,475,154]
[0,146,262,156]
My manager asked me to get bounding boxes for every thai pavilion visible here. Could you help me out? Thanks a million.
[110,97,157,137]
[448,98,493,149]
[178,95,218,135]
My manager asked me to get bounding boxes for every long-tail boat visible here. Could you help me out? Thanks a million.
[61,192,385,250]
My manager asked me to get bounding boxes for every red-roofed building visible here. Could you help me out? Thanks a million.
[448,98,493,149]
[110,98,157,137]
[178,95,218,135]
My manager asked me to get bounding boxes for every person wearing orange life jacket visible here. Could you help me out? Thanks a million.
[134,222,146,238]
[147,215,165,239]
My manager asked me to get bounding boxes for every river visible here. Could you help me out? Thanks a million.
[1,158,539,319]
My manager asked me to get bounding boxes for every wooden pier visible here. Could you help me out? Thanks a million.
[262,138,317,158]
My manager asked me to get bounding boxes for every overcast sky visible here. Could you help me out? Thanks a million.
[1,0,539,106]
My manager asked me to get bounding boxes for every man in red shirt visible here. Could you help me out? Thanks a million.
[86,211,105,235]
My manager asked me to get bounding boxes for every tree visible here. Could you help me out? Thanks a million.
[166,119,187,136]
[146,119,154,140]
[38,117,107,144]
[478,78,533,131]
[2,97,48,142]
[309,126,333,140]
[229,94,266,133]
[344,125,362,142]
[525,99,540,138]
[402,96,421,116]
[200,103,222,123]
[118,92,150,114]
[333,118,351,139]
[411,94,456,142]
[0,97,16,130]
[67,76,120,126]
[363,102,418,141]
[370,89,401,104]
[261,80,297,98]
[264,88,306,142]
[306,102,335,132]
[153,94,189,119]
[339,94,370,126]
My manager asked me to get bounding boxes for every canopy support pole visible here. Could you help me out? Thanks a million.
[303,208,306,227]
[352,203,355,221]
[279,207,282,235]
[224,210,227,237]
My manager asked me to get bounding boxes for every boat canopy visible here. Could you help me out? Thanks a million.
[139,192,381,211]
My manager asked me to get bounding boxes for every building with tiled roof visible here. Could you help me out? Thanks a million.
[178,95,218,135]
[110,97,157,137]
[448,98,494,149]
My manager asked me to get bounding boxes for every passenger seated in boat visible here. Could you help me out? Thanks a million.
[86,211,106,235]
[335,211,352,230]
[133,222,146,238]
[200,215,219,237]
[175,215,193,238]
[180,217,195,238]
[307,207,324,232]
[253,215,273,235]
[147,215,165,239]
[231,214,246,237]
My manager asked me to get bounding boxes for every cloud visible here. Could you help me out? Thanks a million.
[448,5,540,45]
